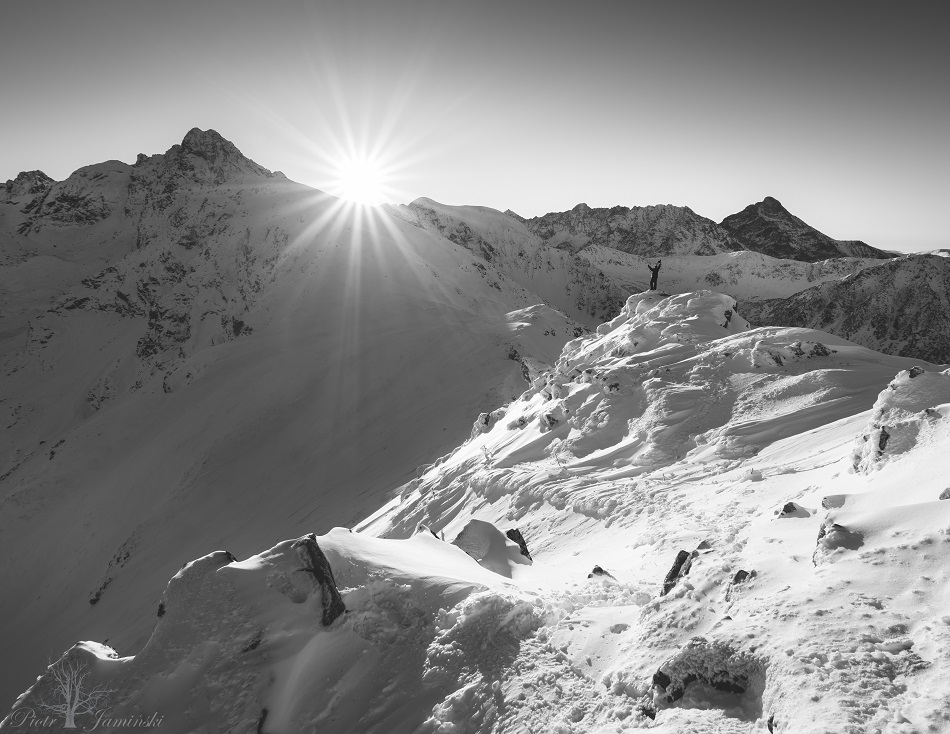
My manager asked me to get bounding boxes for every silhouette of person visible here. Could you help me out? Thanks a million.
[648,260,661,290]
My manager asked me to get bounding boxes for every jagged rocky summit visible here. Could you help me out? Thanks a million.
[719,196,893,262]
[523,202,747,257]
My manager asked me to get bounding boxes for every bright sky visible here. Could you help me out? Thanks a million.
[2,0,946,252]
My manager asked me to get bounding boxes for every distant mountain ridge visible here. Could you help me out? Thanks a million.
[741,254,950,364]
[523,202,746,257]
[719,195,893,262]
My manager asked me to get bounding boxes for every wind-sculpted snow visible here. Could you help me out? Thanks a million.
[8,289,950,732]
[851,366,950,474]
[352,289,949,732]
[363,290,914,539]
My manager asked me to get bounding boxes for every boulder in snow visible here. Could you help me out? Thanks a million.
[725,570,756,601]
[812,520,864,565]
[661,550,696,596]
[778,502,809,518]
[452,519,532,577]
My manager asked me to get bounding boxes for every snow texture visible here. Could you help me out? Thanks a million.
[4,131,950,734]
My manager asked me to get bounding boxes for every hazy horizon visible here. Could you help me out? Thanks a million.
[2,0,946,252]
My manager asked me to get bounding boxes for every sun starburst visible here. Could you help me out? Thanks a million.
[332,154,390,206]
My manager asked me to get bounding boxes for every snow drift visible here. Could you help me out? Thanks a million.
[7,288,949,733]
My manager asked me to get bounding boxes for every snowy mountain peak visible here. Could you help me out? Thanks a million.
[3,170,54,199]
[721,197,892,262]
[180,127,237,156]
[158,127,281,185]
[759,195,786,212]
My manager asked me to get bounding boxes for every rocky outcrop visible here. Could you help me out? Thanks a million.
[293,534,346,626]
[505,528,532,560]
[720,196,892,262]
[4,170,54,200]
[851,367,950,474]
[661,549,696,596]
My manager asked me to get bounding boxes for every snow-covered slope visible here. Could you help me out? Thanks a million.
[399,200,944,365]
[720,196,893,262]
[388,198,627,326]
[522,202,746,257]
[577,246,879,301]
[0,131,585,708]
[742,254,950,364]
[7,290,949,734]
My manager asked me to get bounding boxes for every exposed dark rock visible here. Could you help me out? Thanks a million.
[661,550,696,596]
[588,565,614,579]
[720,196,892,262]
[5,170,55,198]
[415,522,440,539]
[726,570,756,601]
[877,426,890,454]
[940,488,950,500]
[157,602,165,618]
[908,365,925,378]
[293,534,346,626]
[505,528,532,560]
[779,501,809,518]
[732,570,753,585]
[242,632,263,652]
[637,703,657,720]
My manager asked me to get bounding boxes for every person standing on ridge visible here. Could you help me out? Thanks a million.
[648,260,661,290]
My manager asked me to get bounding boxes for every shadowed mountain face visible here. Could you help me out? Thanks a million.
[720,196,893,262]
[741,255,950,364]
[0,129,586,708]
[522,203,747,257]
